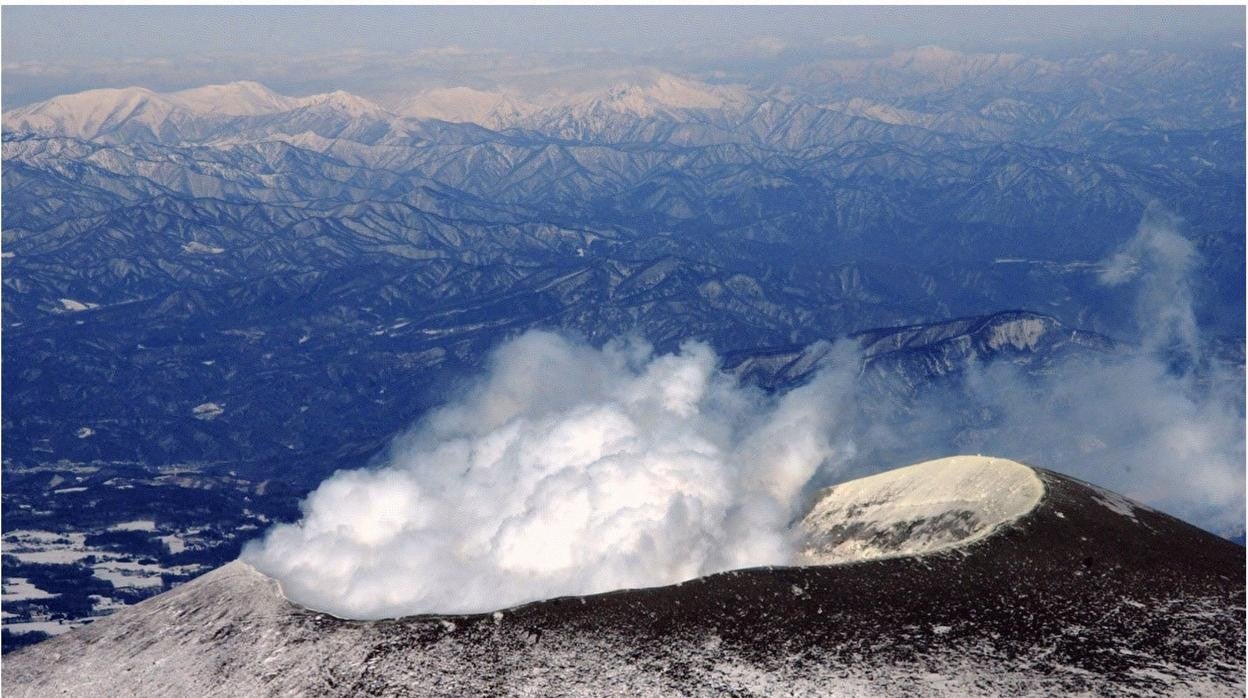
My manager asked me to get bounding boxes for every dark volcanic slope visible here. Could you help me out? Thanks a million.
[3,464,1243,697]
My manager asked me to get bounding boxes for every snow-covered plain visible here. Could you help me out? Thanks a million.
[1,578,59,603]
[90,561,169,590]
[108,520,157,532]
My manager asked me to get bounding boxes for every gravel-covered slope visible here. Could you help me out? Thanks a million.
[4,460,1243,696]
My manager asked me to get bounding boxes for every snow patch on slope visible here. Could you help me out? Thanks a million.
[181,241,224,255]
[191,402,224,420]
[983,316,1050,351]
[797,455,1044,564]
[1086,483,1154,524]
[57,298,99,312]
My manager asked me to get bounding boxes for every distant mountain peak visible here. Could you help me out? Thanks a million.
[579,73,748,117]
[393,86,532,127]
[168,80,298,116]
[2,86,176,140]
[295,90,389,118]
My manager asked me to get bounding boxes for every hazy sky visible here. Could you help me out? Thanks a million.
[3,6,1243,107]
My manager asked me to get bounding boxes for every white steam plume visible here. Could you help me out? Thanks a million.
[1026,206,1242,532]
[1098,203,1201,357]
[243,334,859,619]
[917,205,1244,536]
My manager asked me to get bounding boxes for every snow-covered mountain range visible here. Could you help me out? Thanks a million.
[2,73,754,144]
[6,40,1244,147]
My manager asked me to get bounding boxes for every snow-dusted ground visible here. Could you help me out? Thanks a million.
[5,557,1241,697]
[798,455,1044,564]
